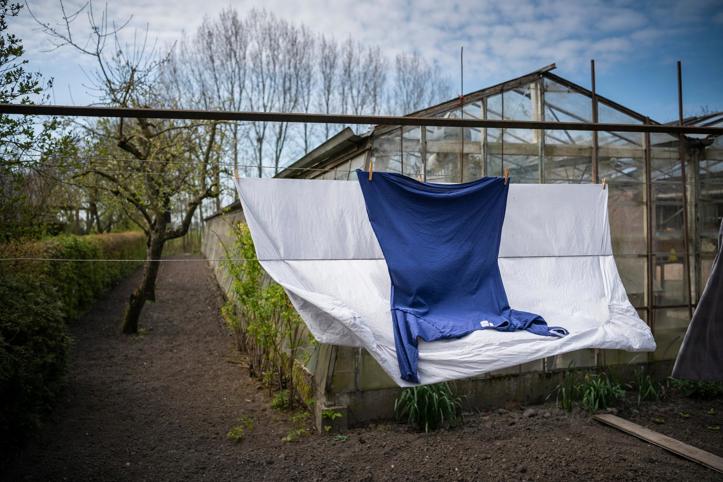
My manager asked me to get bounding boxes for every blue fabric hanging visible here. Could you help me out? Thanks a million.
[356,170,567,383]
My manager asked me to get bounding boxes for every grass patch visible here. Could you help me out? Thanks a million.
[394,382,463,432]
[227,415,254,443]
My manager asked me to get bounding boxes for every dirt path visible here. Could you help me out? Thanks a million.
[4,255,292,481]
[4,255,722,481]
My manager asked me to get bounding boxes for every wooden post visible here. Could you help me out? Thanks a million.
[536,78,546,183]
[460,46,464,183]
[481,98,488,177]
[591,59,599,184]
[501,87,505,176]
[644,121,655,336]
[677,61,694,319]
[421,126,428,182]
[399,126,404,175]
[690,148,701,302]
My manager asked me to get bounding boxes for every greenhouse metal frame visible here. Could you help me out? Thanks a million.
[275,64,722,367]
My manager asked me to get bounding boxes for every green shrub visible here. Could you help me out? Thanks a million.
[282,411,310,442]
[668,378,723,399]
[0,272,68,449]
[633,368,660,405]
[226,415,254,443]
[0,232,145,319]
[0,232,145,451]
[271,389,290,410]
[223,223,312,409]
[394,382,463,432]
[551,362,578,412]
[578,373,625,413]
[549,368,626,413]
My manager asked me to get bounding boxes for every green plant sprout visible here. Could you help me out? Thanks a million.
[394,382,462,432]
[227,415,254,443]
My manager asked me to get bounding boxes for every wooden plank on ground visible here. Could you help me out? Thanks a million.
[594,413,723,474]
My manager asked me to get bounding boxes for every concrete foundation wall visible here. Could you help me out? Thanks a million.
[202,208,246,297]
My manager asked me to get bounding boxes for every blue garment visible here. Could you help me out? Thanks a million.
[356,170,567,383]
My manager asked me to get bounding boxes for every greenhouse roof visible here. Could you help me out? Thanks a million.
[275,64,721,180]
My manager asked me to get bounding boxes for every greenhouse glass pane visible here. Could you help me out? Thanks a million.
[334,161,351,180]
[543,134,593,183]
[597,103,643,147]
[371,128,402,174]
[426,109,463,182]
[616,255,646,307]
[487,153,503,178]
[652,308,689,361]
[505,155,539,183]
[543,78,592,146]
[700,137,723,263]
[598,154,644,183]
[348,153,366,172]
[319,169,336,180]
[652,182,687,306]
[462,153,484,181]
[650,143,680,182]
[402,126,424,180]
[486,94,503,171]
[425,124,462,182]
[503,85,536,144]
[608,181,646,255]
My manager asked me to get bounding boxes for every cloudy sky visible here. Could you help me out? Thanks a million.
[13,0,723,122]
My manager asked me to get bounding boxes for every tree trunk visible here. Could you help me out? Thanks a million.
[122,233,165,334]
[74,209,81,234]
[89,200,103,233]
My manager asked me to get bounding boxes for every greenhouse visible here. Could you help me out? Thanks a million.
[205,64,723,427]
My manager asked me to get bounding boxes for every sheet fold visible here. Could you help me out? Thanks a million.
[235,177,655,386]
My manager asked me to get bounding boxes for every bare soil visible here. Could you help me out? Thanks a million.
[3,255,721,481]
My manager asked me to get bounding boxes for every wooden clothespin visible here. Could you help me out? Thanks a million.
[368,158,374,181]
[503,167,510,185]
[602,177,607,190]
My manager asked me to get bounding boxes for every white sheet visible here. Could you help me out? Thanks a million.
[235,178,656,386]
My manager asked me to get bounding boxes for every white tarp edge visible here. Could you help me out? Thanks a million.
[235,178,656,386]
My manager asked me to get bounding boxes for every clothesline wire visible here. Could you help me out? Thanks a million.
[16,156,721,182]
[12,157,362,172]
[0,254,617,263]
[0,257,244,262]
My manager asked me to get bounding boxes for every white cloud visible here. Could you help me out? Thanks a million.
[13,0,720,105]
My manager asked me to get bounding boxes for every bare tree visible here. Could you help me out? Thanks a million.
[363,45,387,116]
[189,10,248,191]
[245,9,278,178]
[217,9,249,188]
[339,37,387,137]
[390,51,451,115]
[269,19,302,174]
[31,1,222,333]
[317,35,338,140]
[296,26,315,155]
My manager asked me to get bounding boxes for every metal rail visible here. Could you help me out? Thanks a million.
[1,103,722,136]
[678,61,694,319]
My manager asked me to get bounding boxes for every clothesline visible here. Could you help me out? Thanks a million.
[0,253,619,263]
[14,155,359,173]
[0,257,237,262]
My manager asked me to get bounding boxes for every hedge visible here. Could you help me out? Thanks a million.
[0,232,146,453]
